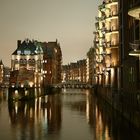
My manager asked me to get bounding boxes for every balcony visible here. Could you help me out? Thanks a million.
[105,59,118,68]
[94,44,99,49]
[103,27,118,36]
[110,44,119,48]
[104,40,119,48]
[105,0,118,7]
[111,25,118,31]
[96,55,104,63]
[106,14,118,21]
[105,30,119,37]
[99,34,105,39]
[95,16,106,21]
[95,22,99,30]
[100,38,106,45]
[105,41,111,48]
[93,31,99,35]
[101,50,111,57]
[98,3,106,11]
[102,26,119,34]
[96,59,104,64]
[104,0,118,4]
[94,39,99,44]
[100,27,106,34]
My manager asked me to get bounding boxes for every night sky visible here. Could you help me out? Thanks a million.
[0,0,102,66]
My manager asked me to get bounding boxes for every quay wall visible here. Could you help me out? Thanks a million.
[95,86,140,130]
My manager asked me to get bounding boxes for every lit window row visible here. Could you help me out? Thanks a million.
[43,60,47,63]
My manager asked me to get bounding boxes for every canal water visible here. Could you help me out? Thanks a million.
[0,88,140,140]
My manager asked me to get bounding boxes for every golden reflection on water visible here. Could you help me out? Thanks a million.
[62,88,112,140]
[8,93,62,139]
[0,88,139,140]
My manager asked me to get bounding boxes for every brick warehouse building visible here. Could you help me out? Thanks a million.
[42,40,62,86]
[10,39,62,88]
[62,59,86,83]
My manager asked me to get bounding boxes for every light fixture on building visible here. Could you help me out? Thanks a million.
[129,50,140,57]
[129,49,140,73]
[128,7,140,20]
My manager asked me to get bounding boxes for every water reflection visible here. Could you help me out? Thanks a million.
[92,98,140,140]
[8,94,62,140]
[62,89,112,140]
[8,87,44,100]
[0,88,140,140]
[62,89,140,140]
[0,88,8,102]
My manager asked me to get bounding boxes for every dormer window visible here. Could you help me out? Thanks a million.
[17,50,21,54]
[24,50,31,55]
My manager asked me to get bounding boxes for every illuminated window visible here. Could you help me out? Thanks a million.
[24,50,31,55]
[54,48,57,53]
[17,50,21,54]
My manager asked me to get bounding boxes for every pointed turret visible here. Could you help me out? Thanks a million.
[0,59,3,66]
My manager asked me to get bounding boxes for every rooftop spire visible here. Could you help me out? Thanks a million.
[0,59,3,65]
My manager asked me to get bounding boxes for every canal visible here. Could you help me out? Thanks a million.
[0,88,140,140]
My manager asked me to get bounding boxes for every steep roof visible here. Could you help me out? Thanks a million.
[12,39,43,55]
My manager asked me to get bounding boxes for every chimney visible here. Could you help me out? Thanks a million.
[17,40,21,48]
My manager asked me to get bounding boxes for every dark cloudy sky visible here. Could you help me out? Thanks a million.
[0,0,102,66]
